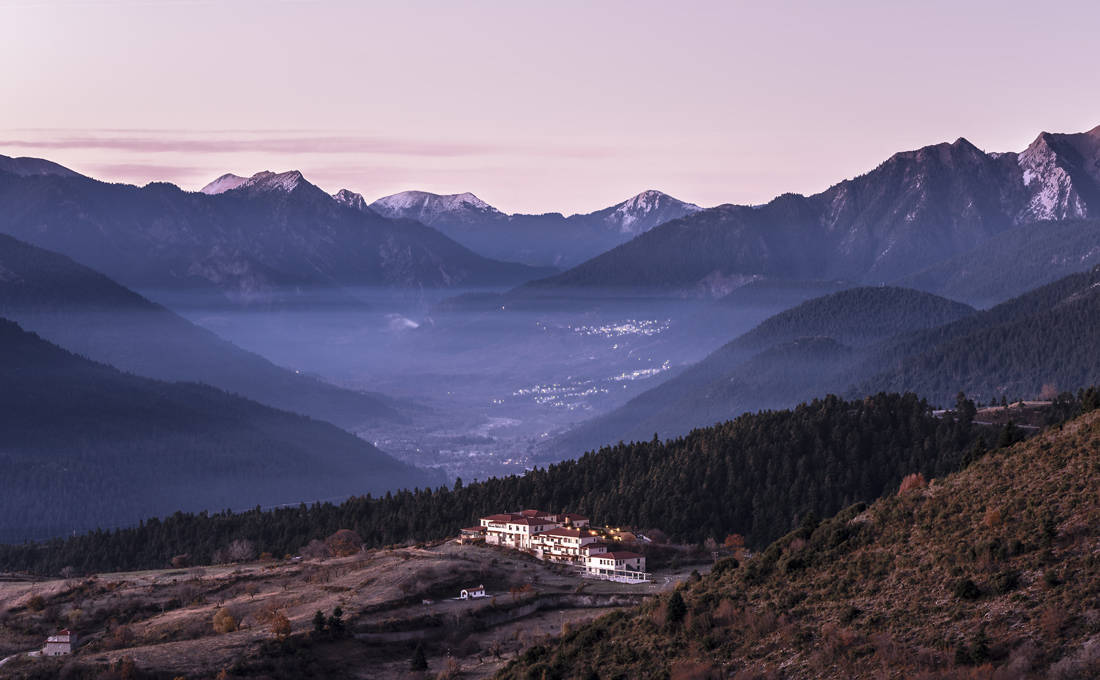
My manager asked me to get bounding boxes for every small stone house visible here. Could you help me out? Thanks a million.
[43,629,75,656]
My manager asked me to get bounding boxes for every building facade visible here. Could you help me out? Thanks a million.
[475,509,649,582]
[43,629,75,656]
[585,551,646,580]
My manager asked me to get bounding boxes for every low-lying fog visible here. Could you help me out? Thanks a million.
[148,287,777,482]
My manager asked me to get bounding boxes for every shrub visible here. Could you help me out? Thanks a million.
[213,607,238,634]
[170,554,191,568]
[991,570,1020,594]
[326,529,364,557]
[711,557,739,576]
[954,578,981,600]
[270,611,291,638]
[899,473,928,494]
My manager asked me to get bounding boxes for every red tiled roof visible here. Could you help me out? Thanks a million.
[509,517,556,526]
[599,551,643,560]
[482,513,520,522]
[582,542,610,551]
[561,513,589,521]
[537,527,583,538]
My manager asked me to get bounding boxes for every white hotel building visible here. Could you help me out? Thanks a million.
[472,509,649,582]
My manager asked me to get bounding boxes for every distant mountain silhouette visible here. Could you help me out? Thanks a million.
[366,189,701,267]
[0,165,551,305]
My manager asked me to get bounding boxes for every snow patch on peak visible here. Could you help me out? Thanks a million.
[200,173,248,195]
[606,190,702,235]
[369,190,501,224]
[1017,135,1089,221]
[243,170,306,193]
[333,189,370,212]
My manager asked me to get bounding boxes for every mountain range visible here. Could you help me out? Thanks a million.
[0,159,550,305]
[359,188,702,267]
[521,125,1100,303]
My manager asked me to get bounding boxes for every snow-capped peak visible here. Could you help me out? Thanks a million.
[604,190,702,235]
[200,173,248,195]
[332,189,371,212]
[241,170,306,193]
[369,190,501,225]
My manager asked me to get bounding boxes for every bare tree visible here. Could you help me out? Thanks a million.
[225,539,255,563]
[301,539,331,560]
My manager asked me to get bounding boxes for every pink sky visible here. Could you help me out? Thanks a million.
[2,0,1099,214]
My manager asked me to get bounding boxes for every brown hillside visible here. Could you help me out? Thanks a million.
[499,410,1100,679]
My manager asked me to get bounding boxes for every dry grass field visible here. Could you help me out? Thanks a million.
[0,541,677,679]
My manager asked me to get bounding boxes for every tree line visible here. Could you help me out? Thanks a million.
[4,390,1096,577]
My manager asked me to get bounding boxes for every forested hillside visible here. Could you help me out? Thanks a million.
[730,287,974,351]
[898,218,1100,307]
[0,393,1020,575]
[500,397,1100,679]
[853,265,1100,406]
[550,287,974,455]
[0,233,405,430]
[0,319,430,542]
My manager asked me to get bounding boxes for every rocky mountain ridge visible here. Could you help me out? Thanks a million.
[524,125,1100,298]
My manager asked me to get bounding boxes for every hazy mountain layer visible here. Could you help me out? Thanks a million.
[0,319,431,542]
[0,233,406,430]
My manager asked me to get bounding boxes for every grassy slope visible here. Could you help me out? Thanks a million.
[500,410,1100,679]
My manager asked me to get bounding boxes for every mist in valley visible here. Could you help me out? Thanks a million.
[147,285,780,482]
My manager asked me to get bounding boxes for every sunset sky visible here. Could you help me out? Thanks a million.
[3,0,1099,214]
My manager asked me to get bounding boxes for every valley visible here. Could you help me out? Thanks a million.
[160,287,776,481]
[7,5,1100,677]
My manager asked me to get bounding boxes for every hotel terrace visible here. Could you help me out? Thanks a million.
[460,509,649,583]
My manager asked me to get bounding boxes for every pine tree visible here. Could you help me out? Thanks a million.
[666,590,687,626]
[410,643,429,671]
